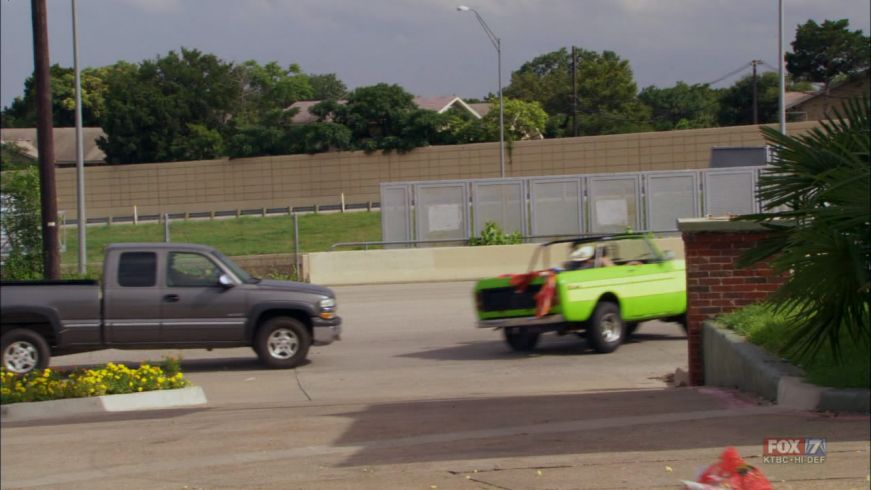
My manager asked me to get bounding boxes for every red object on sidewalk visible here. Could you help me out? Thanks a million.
[693,447,772,490]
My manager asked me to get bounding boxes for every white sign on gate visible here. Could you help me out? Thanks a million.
[595,199,628,227]
[428,204,462,232]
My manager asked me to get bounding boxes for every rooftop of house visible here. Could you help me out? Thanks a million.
[287,96,484,124]
[1,127,106,164]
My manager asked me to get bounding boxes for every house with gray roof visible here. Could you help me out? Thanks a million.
[287,96,484,124]
[1,127,106,166]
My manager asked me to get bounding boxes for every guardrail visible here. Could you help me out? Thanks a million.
[331,231,682,250]
[60,201,381,226]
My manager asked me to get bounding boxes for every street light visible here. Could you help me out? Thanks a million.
[457,5,505,178]
[72,0,87,273]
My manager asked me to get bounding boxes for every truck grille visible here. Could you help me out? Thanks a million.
[480,286,540,312]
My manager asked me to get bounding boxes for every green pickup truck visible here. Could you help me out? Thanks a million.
[473,234,686,354]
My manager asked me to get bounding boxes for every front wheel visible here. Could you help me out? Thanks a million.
[254,317,311,369]
[587,302,624,354]
[1,329,51,374]
[503,327,540,352]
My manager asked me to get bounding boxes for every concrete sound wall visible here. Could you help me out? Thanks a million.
[305,237,685,286]
[55,122,819,220]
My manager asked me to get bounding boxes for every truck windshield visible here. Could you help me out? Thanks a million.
[214,252,258,284]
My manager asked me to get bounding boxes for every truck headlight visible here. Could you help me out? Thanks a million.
[319,298,337,319]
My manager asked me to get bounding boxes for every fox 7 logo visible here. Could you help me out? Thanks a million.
[764,438,827,457]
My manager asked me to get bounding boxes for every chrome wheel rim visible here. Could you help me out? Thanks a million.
[4,341,38,374]
[267,328,299,359]
[600,313,622,343]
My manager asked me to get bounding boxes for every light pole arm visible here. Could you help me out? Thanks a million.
[470,9,500,51]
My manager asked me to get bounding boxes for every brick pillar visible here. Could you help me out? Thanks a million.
[678,219,787,386]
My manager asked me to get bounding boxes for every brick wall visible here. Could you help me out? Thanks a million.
[680,221,787,385]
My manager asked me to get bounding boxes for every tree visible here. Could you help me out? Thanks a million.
[337,83,439,152]
[291,123,352,154]
[503,48,650,136]
[226,108,296,158]
[308,73,347,100]
[787,19,870,92]
[98,49,241,163]
[235,61,313,125]
[0,166,43,279]
[481,98,548,142]
[738,97,870,360]
[0,142,35,171]
[639,82,719,130]
[717,72,781,126]
[1,63,128,128]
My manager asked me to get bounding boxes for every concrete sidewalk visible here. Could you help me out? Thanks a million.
[2,387,868,489]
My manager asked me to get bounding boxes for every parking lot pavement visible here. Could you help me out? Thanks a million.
[3,282,869,489]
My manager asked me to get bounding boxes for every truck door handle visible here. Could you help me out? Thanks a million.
[163,294,180,303]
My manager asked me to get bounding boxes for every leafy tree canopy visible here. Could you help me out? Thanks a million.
[503,47,650,136]
[308,73,348,100]
[481,98,548,141]
[1,63,132,128]
[786,19,870,90]
[716,72,781,126]
[639,82,719,130]
[98,48,241,163]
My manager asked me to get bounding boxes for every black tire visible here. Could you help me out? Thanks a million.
[254,317,311,369]
[503,327,540,352]
[1,329,51,375]
[624,322,640,338]
[587,302,624,354]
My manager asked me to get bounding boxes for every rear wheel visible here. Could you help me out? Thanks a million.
[587,302,624,353]
[1,329,50,375]
[254,317,311,369]
[503,327,540,352]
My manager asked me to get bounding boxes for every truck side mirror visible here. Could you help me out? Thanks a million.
[219,274,235,288]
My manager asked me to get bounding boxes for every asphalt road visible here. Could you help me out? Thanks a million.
[2,282,869,489]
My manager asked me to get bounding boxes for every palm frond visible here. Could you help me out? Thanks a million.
[737,96,870,361]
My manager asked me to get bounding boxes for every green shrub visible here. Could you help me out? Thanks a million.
[719,304,870,389]
[470,222,522,246]
[0,166,43,279]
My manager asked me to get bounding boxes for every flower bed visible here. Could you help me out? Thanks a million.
[1,360,190,405]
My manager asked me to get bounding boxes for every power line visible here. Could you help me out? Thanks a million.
[706,61,752,86]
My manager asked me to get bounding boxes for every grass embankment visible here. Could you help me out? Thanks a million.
[61,211,382,266]
[718,304,870,389]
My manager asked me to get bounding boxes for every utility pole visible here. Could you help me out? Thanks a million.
[571,46,578,137]
[751,59,761,124]
[31,0,60,279]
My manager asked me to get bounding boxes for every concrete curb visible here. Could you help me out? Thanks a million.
[0,386,207,422]
[702,322,869,413]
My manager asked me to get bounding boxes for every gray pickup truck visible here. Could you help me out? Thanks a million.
[1,243,342,374]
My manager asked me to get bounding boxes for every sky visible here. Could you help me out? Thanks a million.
[1,0,869,108]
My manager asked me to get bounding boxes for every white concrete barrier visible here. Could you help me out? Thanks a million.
[306,238,684,286]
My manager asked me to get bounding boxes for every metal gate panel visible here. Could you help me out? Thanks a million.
[587,174,642,234]
[703,168,759,217]
[379,184,413,248]
[414,182,470,246]
[471,180,527,236]
[644,171,700,232]
[529,177,583,239]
